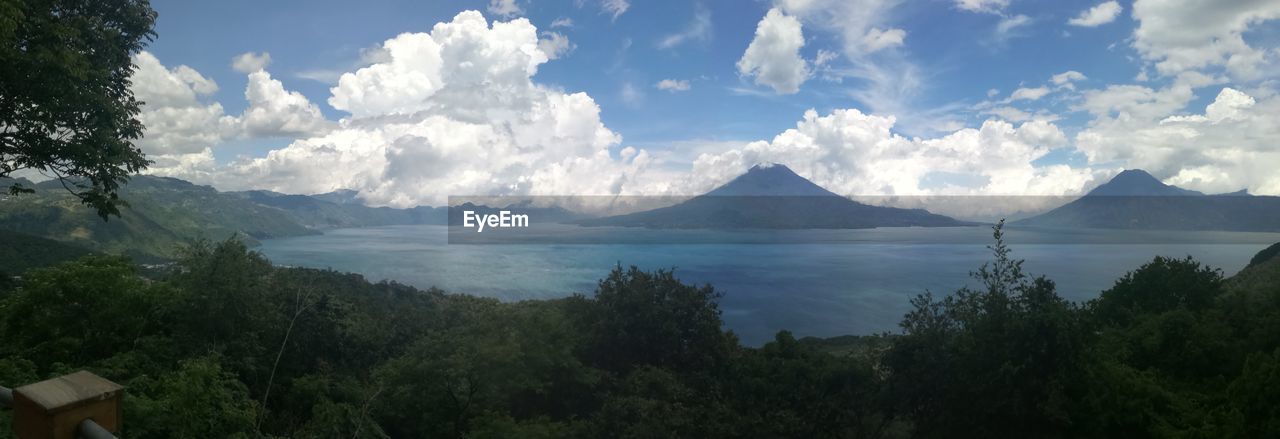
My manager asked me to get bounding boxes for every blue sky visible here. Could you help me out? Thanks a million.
[148,0,1140,145]
[129,0,1280,205]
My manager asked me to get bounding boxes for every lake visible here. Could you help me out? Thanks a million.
[258,225,1280,345]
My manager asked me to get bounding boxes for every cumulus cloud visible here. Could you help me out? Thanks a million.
[240,70,331,137]
[1075,82,1280,195]
[655,79,691,92]
[680,108,1098,200]
[130,51,236,178]
[1132,0,1280,79]
[219,11,665,207]
[130,51,333,179]
[737,8,809,94]
[231,51,271,74]
[1068,1,1121,27]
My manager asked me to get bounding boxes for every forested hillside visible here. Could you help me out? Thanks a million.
[0,176,444,260]
[1,224,1277,437]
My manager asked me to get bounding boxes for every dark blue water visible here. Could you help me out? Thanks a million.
[258,225,1280,345]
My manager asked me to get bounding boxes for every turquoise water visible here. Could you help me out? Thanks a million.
[258,225,1280,345]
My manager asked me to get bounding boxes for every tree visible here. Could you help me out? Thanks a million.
[0,0,157,218]
[579,265,737,376]
[885,220,1094,438]
[0,255,169,369]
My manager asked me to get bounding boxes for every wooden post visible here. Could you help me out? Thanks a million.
[11,371,122,439]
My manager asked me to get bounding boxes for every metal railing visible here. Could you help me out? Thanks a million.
[1,383,118,439]
[78,418,117,439]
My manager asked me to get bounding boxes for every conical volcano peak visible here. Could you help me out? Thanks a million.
[1087,169,1204,197]
[707,164,839,197]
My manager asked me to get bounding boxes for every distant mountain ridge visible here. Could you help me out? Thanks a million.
[578,164,968,229]
[234,189,445,229]
[0,175,446,259]
[1015,169,1280,232]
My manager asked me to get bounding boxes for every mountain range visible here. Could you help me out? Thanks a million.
[1015,169,1280,232]
[4,166,1278,260]
[0,176,444,259]
[577,164,969,229]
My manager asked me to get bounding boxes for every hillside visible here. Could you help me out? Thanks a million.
[1228,242,1280,295]
[1015,170,1280,232]
[234,189,445,229]
[578,164,968,229]
[0,176,444,259]
[0,230,96,275]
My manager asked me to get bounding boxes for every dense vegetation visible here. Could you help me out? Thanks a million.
[1,0,157,218]
[2,223,1277,438]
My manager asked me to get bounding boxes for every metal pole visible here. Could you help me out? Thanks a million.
[0,385,11,408]
[78,419,118,439]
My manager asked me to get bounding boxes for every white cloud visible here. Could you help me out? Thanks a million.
[1009,86,1050,101]
[328,13,550,118]
[655,79,691,92]
[550,17,573,28]
[1051,70,1087,89]
[861,27,906,53]
[1075,81,1280,195]
[767,0,943,134]
[487,0,522,18]
[814,49,838,67]
[231,52,271,74]
[955,0,1009,14]
[995,14,1032,37]
[1068,1,1121,27]
[737,8,809,94]
[130,51,236,178]
[681,108,1098,199]
[1132,0,1280,80]
[538,31,575,60]
[240,70,331,137]
[658,6,711,49]
[220,11,665,206]
[775,0,908,56]
[601,0,630,20]
[130,51,335,179]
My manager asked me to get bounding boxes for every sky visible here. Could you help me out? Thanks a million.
[125,0,1280,207]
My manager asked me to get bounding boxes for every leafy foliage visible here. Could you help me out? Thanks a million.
[1,233,1278,437]
[0,0,157,218]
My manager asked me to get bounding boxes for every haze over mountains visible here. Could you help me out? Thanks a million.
[1016,169,1280,232]
[577,164,969,229]
[0,176,444,259]
[4,165,1279,261]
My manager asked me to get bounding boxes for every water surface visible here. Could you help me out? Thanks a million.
[259,225,1279,345]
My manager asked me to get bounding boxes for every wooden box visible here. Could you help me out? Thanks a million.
[11,371,122,439]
